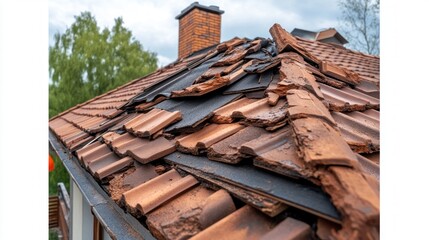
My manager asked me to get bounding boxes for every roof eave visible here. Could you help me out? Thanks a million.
[49,130,156,240]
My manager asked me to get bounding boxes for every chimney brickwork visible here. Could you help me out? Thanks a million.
[176,2,224,59]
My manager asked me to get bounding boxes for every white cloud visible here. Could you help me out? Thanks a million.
[49,0,343,65]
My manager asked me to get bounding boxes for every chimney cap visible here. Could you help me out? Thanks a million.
[176,2,224,19]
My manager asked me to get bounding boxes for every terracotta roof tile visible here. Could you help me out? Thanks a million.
[190,205,276,240]
[122,169,198,216]
[171,60,255,97]
[252,127,308,179]
[126,137,176,164]
[332,110,379,153]
[207,126,267,163]
[177,123,244,154]
[260,217,311,240]
[277,58,324,99]
[287,89,335,126]
[113,136,149,157]
[292,118,358,167]
[88,155,133,180]
[108,163,159,202]
[124,109,182,138]
[319,83,380,111]
[231,98,288,129]
[212,97,258,123]
[146,187,235,240]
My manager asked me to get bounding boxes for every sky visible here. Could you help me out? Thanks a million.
[49,0,342,67]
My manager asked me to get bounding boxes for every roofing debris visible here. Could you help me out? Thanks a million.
[49,23,380,240]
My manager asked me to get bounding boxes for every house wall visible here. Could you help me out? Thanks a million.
[178,8,221,58]
[71,180,111,240]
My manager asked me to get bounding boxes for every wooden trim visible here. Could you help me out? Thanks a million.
[93,216,103,240]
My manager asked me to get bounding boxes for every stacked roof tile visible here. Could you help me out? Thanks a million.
[49,23,380,239]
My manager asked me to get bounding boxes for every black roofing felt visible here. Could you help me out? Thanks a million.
[164,152,341,223]
[224,70,273,94]
[132,53,224,104]
[155,92,241,133]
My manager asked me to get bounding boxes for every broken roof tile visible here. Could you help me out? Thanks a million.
[287,89,336,126]
[171,60,255,97]
[182,165,287,217]
[177,123,245,155]
[238,126,307,179]
[126,137,176,164]
[212,97,257,123]
[269,23,320,65]
[224,70,274,94]
[320,61,361,85]
[165,152,341,222]
[253,140,307,179]
[244,57,281,73]
[69,135,95,152]
[292,117,358,167]
[319,83,380,111]
[122,169,198,216]
[108,163,159,203]
[190,205,276,240]
[135,96,166,111]
[232,98,288,129]
[132,53,224,103]
[319,166,379,239]
[124,109,182,138]
[207,126,267,164]
[146,187,235,240]
[277,58,324,99]
[260,217,311,240]
[332,111,379,153]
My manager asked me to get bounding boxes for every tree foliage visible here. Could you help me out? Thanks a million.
[338,0,379,55]
[49,12,158,118]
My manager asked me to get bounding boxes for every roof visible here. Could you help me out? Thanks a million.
[49,23,380,239]
[292,28,349,45]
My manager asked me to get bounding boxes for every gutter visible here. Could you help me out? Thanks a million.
[49,130,156,240]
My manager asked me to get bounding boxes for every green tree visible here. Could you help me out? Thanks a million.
[49,12,158,195]
[49,11,158,118]
[338,0,379,55]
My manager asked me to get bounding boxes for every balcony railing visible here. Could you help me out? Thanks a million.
[49,182,70,240]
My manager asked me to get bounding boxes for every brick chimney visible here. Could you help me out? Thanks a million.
[176,2,224,59]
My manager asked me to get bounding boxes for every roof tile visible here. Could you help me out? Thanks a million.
[126,137,176,164]
[292,118,358,167]
[260,217,311,240]
[124,109,182,138]
[122,169,198,216]
[207,126,267,163]
[190,205,276,240]
[277,58,324,99]
[177,123,245,155]
[287,89,335,126]
[319,83,380,111]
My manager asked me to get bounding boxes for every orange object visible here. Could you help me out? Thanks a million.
[49,155,55,172]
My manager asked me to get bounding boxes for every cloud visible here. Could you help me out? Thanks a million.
[49,0,343,64]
